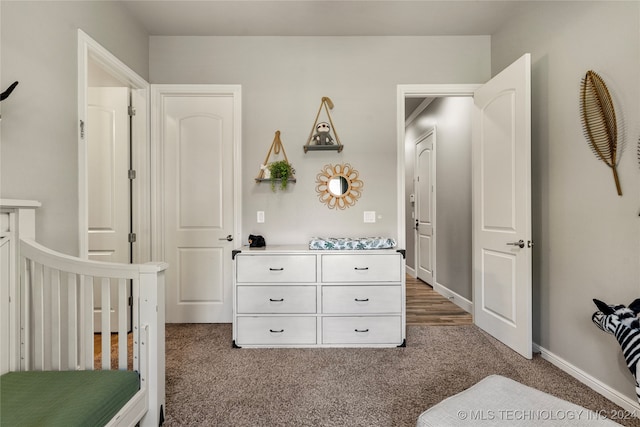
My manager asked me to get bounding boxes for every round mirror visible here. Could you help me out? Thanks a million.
[328,176,349,196]
[316,163,363,209]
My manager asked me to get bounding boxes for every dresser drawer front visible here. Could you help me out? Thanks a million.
[236,316,316,345]
[236,255,316,283]
[322,286,401,314]
[321,254,401,282]
[322,316,402,344]
[237,286,316,314]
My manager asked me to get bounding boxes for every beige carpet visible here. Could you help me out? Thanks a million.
[163,324,640,426]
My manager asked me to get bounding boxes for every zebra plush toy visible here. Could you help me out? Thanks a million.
[592,298,640,402]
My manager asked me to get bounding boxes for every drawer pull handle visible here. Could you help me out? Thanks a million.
[270,329,284,333]
[354,298,369,302]
[355,328,369,333]
[269,298,284,302]
[354,267,369,271]
[269,267,284,271]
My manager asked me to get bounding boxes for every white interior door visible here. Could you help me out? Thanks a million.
[88,87,131,263]
[415,129,435,285]
[156,85,240,323]
[88,87,131,331]
[472,54,532,359]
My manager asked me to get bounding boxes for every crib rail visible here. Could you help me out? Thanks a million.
[17,238,167,373]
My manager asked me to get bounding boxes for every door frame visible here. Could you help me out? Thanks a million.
[396,85,480,254]
[150,84,243,265]
[77,29,151,262]
[413,126,436,285]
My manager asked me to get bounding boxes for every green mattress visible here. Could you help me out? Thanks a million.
[1,370,140,427]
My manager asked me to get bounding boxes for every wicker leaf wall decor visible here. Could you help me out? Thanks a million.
[580,70,621,195]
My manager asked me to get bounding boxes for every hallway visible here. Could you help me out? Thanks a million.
[406,275,472,326]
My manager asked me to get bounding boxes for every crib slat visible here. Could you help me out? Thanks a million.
[51,268,61,370]
[82,275,94,370]
[21,258,32,370]
[41,265,53,370]
[33,262,44,370]
[101,277,111,370]
[67,272,78,369]
[132,278,139,373]
[118,278,127,370]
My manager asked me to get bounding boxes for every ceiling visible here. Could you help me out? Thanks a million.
[120,0,522,37]
[120,0,515,118]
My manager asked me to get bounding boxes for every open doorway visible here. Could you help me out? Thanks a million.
[404,96,474,325]
[398,55,533,358]
[399,88,479,325]
[77,30,151,264]
[77,30,151,332]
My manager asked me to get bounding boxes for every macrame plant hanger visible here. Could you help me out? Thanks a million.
[255,130,295,181]
[304,96,343,153]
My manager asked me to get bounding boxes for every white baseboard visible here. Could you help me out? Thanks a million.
[405,266,416,278]
[533,343,640,415]
[409,269,637,414]
[433,281,473,314]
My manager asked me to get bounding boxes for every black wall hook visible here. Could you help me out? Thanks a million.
[1,81,19,101]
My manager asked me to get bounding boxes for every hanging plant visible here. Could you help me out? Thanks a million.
[268,160,295,192]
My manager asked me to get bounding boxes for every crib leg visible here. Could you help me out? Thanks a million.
[139,267,166,427]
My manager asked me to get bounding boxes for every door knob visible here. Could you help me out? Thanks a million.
[506,239,525,248]
[219,234,233,241]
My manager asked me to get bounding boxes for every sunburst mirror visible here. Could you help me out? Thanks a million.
[316,163,363,209]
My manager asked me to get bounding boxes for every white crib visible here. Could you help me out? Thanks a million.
[1,200,168,426]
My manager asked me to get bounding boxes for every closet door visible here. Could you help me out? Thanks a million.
[415,129,435,285]
[154,85,241,323]
[87,87,131,332]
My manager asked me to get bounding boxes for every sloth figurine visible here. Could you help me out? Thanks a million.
[312,122,334,145]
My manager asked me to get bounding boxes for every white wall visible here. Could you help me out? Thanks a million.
[0,1,149,255]
[492,1,640,403]
[150,36,490,246]
[405,97,473,300]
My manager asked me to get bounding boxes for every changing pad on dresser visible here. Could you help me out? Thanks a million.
[309,237,397,250]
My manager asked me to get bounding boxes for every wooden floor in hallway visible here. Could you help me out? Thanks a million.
[406,275,473,326]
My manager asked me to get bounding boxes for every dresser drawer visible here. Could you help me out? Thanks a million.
[322,286,401,314]
[322,316,402,345]
[236,316,316,345]
[321,254,401,282]
[236,255,316,283]
[237,286,316,314]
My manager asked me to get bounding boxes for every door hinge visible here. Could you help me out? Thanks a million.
[128,296,133,306]
[128,233,136,243]
[128,105,136,116]
[128,169,136,180]
[79,120,85,139]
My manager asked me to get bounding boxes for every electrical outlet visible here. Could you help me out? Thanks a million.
[364,211,376,223]
[257,211,265,223]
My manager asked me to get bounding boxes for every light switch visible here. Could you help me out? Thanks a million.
[257,211,265,223]
[364,211,376,223]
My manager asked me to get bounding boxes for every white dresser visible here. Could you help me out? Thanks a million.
[232,245,406,348]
